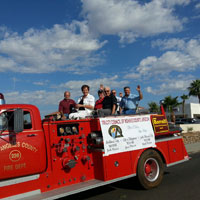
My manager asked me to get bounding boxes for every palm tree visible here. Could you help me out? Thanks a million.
[163,96,180,122]
[148,102,160,113]
[188,79,200,103]
[180,94,188,118]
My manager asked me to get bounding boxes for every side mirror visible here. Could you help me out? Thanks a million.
[14,109,24,133]
[0,113,8,131]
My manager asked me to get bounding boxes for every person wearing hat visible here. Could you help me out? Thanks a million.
[94,89,105,110]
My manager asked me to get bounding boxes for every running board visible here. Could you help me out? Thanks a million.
[20,174,136,200]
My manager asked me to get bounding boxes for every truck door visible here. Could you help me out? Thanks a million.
[0,108,47,180]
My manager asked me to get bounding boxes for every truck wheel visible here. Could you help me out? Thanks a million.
[137,150,164,189]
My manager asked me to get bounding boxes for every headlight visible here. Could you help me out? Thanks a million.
[59,127,65,135]
[65,127,72,135]
[72,126,78,134]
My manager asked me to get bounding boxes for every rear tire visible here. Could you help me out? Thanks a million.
[137,149,164,189]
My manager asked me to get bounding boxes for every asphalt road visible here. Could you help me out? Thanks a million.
[62,152,200,200]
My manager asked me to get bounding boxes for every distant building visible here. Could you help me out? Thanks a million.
[174,103,200,119]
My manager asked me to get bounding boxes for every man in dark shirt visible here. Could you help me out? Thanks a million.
[98,87,117,117]
[59,91,76,119]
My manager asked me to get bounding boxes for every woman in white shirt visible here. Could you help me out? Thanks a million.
[69,85,95,119]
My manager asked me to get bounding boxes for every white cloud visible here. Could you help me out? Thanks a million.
[124,72,141,79]
[195,2,200,9]
[125,38,200,78]
[3,90,63,116]
[57,75,129,95]
[4,90,61,106]
[0,55,17,72]
[82,0,186,43]
[153,38,200,64]
[0,21,106,74]
[151,38,186,50]
[145,75,193,95]
[33,80,49,86]
[164,0,190,7]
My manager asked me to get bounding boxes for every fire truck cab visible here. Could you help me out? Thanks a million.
[0,98,189,200]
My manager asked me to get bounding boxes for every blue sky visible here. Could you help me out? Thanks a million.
[0,0,200,116]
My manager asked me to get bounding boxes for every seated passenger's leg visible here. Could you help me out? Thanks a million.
[69,112,78,119]
[69,111,88,119]
[98,109,112,117]
[78,111,88,119]
[123,109,136,115]
[64,113,69,118]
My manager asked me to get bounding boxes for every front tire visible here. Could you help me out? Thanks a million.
[137,149,164,189]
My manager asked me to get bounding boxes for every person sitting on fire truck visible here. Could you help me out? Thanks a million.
[119,85,143,115]
[97,86,117,117]
[58,91,76,120]
[111,89,121,114]
[69,85,95,119]
[92,89,105,117]
[94,89,105,110]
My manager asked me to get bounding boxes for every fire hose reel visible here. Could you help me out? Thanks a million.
[62,158,77,169]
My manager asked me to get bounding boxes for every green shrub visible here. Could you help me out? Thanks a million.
[187,127,193,132]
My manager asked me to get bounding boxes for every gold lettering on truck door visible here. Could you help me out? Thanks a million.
[4,165,14,171]
[9,150,22,162]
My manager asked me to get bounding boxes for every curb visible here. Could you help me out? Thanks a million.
[185,142,200,154]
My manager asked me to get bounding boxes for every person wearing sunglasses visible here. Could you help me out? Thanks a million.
[98,87,117,117]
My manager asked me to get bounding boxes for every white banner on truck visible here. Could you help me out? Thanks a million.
[99,115,156,156]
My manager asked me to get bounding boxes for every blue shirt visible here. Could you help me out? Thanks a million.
[120,94,140,110]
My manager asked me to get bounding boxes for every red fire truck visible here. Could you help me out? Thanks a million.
[0,94,189,200]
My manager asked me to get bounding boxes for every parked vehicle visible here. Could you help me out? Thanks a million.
[175,118,197,124]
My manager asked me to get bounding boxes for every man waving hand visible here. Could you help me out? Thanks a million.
[120,85,143,115]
